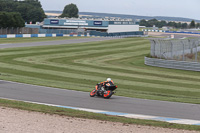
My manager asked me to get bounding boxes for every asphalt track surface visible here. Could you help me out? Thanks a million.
[0,37,200,121]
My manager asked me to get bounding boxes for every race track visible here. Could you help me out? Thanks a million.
[0,80,200,121]
[0,37,200,122]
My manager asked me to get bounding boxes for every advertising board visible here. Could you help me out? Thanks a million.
[50,20,59,24]
[94,21,102,25]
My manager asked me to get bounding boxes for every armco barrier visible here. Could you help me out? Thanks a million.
[31,34,38,37]
[165,31,200,35]
[143,29,165,32]
[143,29,200,35]
[0,34,64,38]
[45,34,52,37]
[145,57,200,71]
[0,35,7,38]
[56,34,63,37]
[16,34,23,38]
[0,34,147,38]
[23,34,31,38]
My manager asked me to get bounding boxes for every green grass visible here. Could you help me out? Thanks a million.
[0,98,199,131]
[0,36,86,44]
[0,37,200,104]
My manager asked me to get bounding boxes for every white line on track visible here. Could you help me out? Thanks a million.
[0,97,200,125]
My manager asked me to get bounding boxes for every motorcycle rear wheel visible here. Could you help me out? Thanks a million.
[103,90,113,99]
[90,89,96,97]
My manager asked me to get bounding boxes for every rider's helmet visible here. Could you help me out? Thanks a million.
[107,78,111,82]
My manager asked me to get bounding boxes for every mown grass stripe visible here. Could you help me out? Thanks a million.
[0,62,199,94]
[14,51,200,89]
[15,57,200,89]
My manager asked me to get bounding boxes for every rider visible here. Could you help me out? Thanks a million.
[95,78,114,91]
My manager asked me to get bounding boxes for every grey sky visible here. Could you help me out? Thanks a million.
[39,0,200,20]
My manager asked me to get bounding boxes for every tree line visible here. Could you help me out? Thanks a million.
[139,19,200,29]
[0,12,25,28]
[0,0,46,28]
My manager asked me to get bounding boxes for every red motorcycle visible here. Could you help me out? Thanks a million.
[90,83,117,99]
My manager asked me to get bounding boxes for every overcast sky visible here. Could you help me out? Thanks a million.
[39,0,200,20]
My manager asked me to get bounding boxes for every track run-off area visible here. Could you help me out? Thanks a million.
[0,37,200,125]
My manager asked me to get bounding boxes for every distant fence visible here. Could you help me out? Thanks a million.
[89,31,144,37]
[39,29,87,35]
[145,38,200,71]
[0,27,88,35]
[143,29,200,35]
[149,38,200,62]
[0,27,39,35]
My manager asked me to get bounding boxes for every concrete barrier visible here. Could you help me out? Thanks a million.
[145,57,200,71]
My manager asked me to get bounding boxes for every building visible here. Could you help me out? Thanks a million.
[25,17,143,36]
[42,18,139,33]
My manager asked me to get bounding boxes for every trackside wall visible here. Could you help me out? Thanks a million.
[145,57,200,71]
[108,25,139,33]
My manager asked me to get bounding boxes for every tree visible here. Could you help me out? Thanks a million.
[139,19,147,26]
[181,23,188,29]
[176,22,182,29]
[157,20,167,28]
[0,12,25,28]
[60,3,79,18]
[167,21,176,28]
[189,20,196,28]
[148,19,158,27]
[0,0,46,23]
[196,23,200,28]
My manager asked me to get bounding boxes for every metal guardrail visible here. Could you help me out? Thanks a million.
[0,34,148,38]
[145,57,200,71]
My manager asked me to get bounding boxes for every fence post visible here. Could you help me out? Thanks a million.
[195,41,198,62]
[170,40,173,59]
[182,41,185,61]
[159,40,162,59]
[150,40,156,57]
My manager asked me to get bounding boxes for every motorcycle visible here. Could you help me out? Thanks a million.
[90,83,117,99]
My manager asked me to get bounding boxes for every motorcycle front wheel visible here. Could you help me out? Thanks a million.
[103,90,113,99]
[90,89,96,97]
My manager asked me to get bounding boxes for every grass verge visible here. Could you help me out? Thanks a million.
[0,98,199,131]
